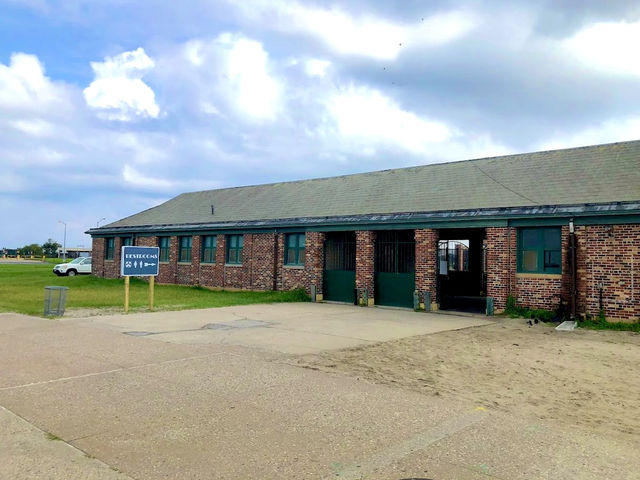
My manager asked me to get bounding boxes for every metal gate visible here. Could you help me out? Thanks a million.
[323,232,356,303]
[374,231,415,308]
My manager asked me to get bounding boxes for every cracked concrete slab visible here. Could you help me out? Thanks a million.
[1,305,637,479]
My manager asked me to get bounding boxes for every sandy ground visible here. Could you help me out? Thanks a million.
[291,318,640,438]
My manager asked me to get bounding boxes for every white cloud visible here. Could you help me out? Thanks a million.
[231,1,476,60]
[184,40,206,66]
[0,53,70,111]
[122,164,174,190]
[176,34,282,120]
[565,20,640,77]
[222,34,280,120]
[83,47,160,121]
[537,116,640,151]
[304,58,330,77]
[326,85,451,153]
[10,119,56,138]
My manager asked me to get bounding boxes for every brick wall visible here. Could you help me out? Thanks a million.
[158,236,177,284]
[136,236,156,247]
[515,276,562,310]
[99,232,325,295]
[96,237,122,279]
[486,227,516,311]
[90,223,640,319]
[355,231,375,304]
[279,232,325,294]
[581,224,640,320]
[415,229,438,308]
[92,237,105,276]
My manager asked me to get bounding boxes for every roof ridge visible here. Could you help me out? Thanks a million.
[181,139,640,196]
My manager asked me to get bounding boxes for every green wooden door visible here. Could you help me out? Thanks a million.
[374,231,415,308]
[324,270,356,303]
[375,272,415,307]
[323,232,356,303]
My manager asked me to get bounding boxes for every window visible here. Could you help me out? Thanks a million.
[178,236,192,263]
[201,235,217,263]
[121,237,133,247]
[517,227,561,274]
[158,237,170,262]
[285,233,306,266]
[105,238,114,260]
[226,235,243,264]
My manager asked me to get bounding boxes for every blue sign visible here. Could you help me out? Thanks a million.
[120,246,160,276]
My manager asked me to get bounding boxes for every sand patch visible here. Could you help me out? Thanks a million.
[291,319,640,437]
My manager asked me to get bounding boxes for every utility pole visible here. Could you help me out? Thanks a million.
[58,220,67,261]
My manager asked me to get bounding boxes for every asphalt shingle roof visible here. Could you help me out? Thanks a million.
[106,140,640,228]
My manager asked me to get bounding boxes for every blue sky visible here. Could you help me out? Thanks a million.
[2,0,640,249]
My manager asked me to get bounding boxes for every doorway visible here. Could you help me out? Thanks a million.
[323,232,356,303]
[437,228,487,313]
[374,230,415,308]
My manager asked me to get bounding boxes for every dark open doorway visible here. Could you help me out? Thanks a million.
[437,228,487,313]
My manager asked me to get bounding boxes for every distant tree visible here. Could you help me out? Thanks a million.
[19,243,43,256]
[42,239,61,257]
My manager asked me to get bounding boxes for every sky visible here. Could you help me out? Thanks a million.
[2,1,640,249]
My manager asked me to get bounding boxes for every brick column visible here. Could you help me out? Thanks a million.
[136,236,156,247]
[169,236,178,283]
[486,227,516,311]
[103,237,123,278]
[92,238,105,276]
[355,230,375,306]
[415,228,438,310]
[305,231,325,299]
[192,235,201,285]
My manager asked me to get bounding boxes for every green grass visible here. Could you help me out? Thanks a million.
[44,432,62,441]
[43,257,67,264]
[503,295,556,322]
[579,313,640,332]
[0,263,309,316]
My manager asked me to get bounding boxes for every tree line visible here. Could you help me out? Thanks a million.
[4,239,61,257]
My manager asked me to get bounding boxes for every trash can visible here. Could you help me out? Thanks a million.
[44,286,69,316]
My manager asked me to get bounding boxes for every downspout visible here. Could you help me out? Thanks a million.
[569,218,577,319]
[507,226,512,296]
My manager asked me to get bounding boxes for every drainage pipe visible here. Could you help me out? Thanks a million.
[569,219,577,319]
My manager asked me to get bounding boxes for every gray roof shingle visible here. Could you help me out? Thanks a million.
[105,140,640,228]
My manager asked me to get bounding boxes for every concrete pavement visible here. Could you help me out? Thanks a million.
[1,306,637,479]
[72,302,492,354]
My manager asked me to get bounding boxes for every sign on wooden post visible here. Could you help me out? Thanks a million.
[120,246,160,313]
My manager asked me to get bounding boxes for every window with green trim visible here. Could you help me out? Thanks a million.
[201,235,217,263]
[158,236,170,262]
[178,236,192,263]
[105,237,115,260]
[285,233,306,266]
[226,235,243,264]
[517,227,561,274]
[121,237,133,247]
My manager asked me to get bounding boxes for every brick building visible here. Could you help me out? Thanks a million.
[88,140,640,320]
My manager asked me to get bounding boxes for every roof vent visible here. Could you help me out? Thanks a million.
[211,205,215,215]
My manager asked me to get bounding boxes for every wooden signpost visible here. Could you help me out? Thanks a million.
[121,246,160,313]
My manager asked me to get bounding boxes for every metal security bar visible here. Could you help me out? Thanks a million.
[325,232,356,271]
[375,231,415,273]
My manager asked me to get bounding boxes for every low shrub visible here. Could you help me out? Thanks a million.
[504,294,556,322]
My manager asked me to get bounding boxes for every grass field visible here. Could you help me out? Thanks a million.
[0,263,308,316]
